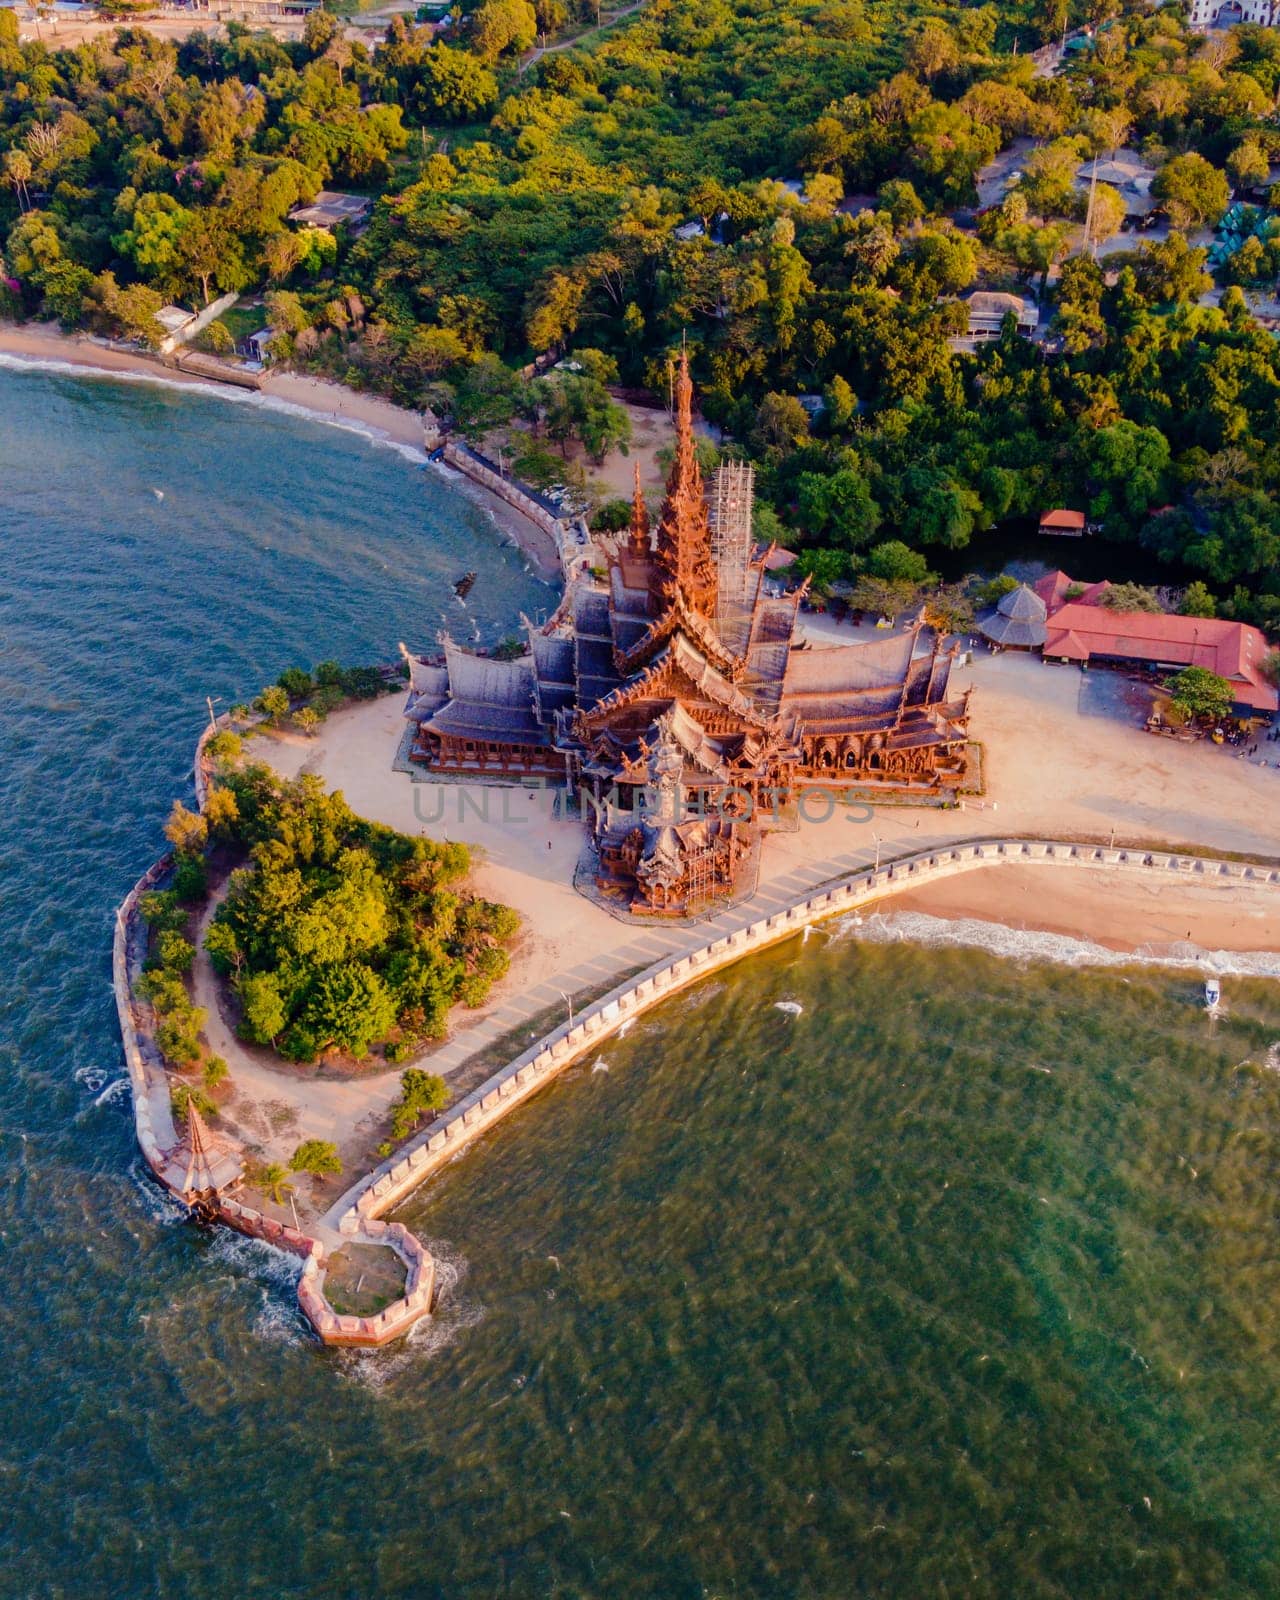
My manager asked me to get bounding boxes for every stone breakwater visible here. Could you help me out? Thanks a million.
[114,720,437,1348]
[325,839,1280,1232]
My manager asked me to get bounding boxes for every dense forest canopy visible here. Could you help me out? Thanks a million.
[1,0,1278,626]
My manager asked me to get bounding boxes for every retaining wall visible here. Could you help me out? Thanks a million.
[441,440,573,554]
[332,838,1280,1227]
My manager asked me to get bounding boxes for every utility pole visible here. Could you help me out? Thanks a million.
[205,695,222,733]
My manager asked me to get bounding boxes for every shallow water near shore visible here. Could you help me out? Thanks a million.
[3,367,1280,1598]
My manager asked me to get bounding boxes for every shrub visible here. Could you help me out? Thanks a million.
[203,1055,229,1088]
[157,1009,206,1068]
[205,730,243,763]
[277,666,313,696]
[592,497,633,533]
[340,665,385,699]
[1101,582,1163,614]
[977,574,1019,607]
[173,855,209,903]
[139,890,187,934]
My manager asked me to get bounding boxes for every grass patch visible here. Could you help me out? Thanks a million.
[322,1242,408,1317]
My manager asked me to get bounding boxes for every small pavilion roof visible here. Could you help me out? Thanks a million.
[159,1105,243,1199]
[978,583,1047,647]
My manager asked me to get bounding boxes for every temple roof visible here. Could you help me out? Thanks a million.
[424,640,547,744]
[158,1105,243,1198]
[782,630,917,698]
[652,352,718,618]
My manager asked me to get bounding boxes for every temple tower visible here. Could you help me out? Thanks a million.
[628,460,651,560]
[652,352,718,619]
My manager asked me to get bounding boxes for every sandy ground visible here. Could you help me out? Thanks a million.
[0,323,427,448]
[887,865,1280,954]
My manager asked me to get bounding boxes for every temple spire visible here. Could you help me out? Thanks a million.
[628,461,650,559]
[653,351,718,617]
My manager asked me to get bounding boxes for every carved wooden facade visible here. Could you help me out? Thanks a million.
[404,356,970,916]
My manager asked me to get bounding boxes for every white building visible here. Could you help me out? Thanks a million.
[1187,0,1279,27]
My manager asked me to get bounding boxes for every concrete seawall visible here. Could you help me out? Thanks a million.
[328,838,1280,1230]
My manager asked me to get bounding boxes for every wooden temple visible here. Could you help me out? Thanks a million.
[404,356,971,916]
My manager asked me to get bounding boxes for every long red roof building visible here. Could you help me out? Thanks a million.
[1042,604,1278,712]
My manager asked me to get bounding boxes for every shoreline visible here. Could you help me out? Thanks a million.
[883,864,1280,957]
[0,321,563,582]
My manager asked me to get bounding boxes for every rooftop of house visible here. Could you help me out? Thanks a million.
[288,191,373,229]
[155,305,195,332]
[966,291,1037,321]
[1035,570,1111,612]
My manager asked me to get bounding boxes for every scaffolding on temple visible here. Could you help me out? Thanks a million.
[707,461,755,644]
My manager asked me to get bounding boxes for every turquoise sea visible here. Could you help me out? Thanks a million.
[2,363,1279,1599]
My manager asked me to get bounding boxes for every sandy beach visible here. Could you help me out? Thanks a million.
[0,321,564,579]
[886,864,1280,954]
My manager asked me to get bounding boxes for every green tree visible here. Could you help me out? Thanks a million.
[238,970,289,1044]
[165,801,208,857]
[302,961,397,1058]
[256,1162,294,1204]
[470,0,537,61]
[289,1139,343,1179]
[257,685,290,725]
[1180,581,1217,618]
[1165,665,1233,721]
[1152,153,1230,230]
[866,540,933,583]
[415,44,499,120]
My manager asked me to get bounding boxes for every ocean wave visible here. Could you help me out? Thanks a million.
[0,350,429,466]
[836,908,1280,978]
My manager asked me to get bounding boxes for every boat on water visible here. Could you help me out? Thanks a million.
[454,571,477,600]
[1204,977,1221,1009]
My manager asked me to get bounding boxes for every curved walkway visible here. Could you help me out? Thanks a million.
[323,837,1280,1233]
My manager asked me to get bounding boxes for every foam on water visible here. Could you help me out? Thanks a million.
[0,349,431,465]
[838,908,1280,979]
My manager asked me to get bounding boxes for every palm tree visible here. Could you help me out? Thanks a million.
[258,1163,294,1205]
